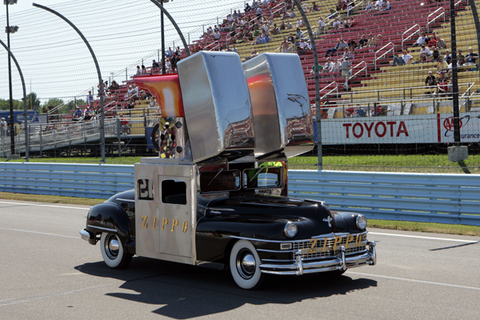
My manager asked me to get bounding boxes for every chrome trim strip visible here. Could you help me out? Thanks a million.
[116,198,135,203]
[208,207,235,211]
[230,231,368,244]
[262,259,294,263]
[87,225,117,233]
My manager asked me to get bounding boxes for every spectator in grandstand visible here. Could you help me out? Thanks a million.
[348,38,357,49]
[287,32,295,44]
[365,1,373,10]
[325,38,346,57]
[358,35,368,48]
[465,47,478,65]
[310,62,323,74]
[341,57,351,89]
[436,37,447,49]
[286,20,293,29]
[152,60,160,70]
[354,107,366,117]
[296,18,304,28]
[327,9,336,19]
[434,74,450,97]
[282,37,290,53]
[141,65,148,75]
[297,39,308,55]
[424,71,437,95]
[313,2,320,11]
[382,1,391,10]
[295,28,303,40]
[256,6,263,18]
[136,65,142,75]
[419,45,432,62]
[280,21,286,30]
[289,9,295,19]
[374,0,383,10]
[332,18,341,30]
[323,58,335,73]
[436,58,448,73]
[214,29,221,41]
[317,17,325,34]
[342,47,355,60]
[457,49,466,65]
[166,47,174,58]
[344,106,355,117]
[444,49,452,64]
[245,2,252,12]
[110,80,119,91]
[413,32,429,47]
[332,58,342,73]
[87,91,94,109]
[170,54,180,72]
[272,24,280,35]
[73,107,83,121]
[432,47,440,62]
[372,105,384,116]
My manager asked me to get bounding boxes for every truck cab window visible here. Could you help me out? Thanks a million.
[162,180,187,205]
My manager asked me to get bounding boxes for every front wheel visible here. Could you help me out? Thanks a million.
[229,240,264,290]
[100,232,132,269]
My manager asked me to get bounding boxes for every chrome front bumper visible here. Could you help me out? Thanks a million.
[260,241,376,276]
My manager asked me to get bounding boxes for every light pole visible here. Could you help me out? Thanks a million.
[4,0,18,158]
[161,0,167,74]
[0,39,29,161]
[33,3,106,163]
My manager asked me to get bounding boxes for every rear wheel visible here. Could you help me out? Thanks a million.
[229,240,264,290]
[100,232,132,269]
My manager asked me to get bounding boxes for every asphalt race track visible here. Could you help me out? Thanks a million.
[1,199,479,319]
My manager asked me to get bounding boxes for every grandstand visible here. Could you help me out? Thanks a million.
[90,0,479,120]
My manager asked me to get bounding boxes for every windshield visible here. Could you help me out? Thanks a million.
[243,167,283,189]
[199,169,241,192]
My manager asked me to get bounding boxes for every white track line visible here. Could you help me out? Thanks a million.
[0,200,90,210]
[347,271,480,291]
[369,232,479,243]
[0,227,79,239]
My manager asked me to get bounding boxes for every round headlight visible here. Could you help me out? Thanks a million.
[356,214,367,230]
[284,222,298,238]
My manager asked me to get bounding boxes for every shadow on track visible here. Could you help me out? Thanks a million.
[75,257,377,319]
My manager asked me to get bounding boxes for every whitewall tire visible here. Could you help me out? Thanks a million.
[229,240,264,290]
[100,232,132,269]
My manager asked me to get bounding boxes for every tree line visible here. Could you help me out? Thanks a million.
[0,92,86,113]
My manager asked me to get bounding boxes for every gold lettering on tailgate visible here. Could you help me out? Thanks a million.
[308,238,318,253]
[333,236,343,251]
[161,218,168,230]
[170,219,179,232]
[322,237,328,252]
[141,216,148,229]
[182,221,188,233]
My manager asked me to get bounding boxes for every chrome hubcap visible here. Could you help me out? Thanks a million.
[105,235,119,260]
[237,250,256,279]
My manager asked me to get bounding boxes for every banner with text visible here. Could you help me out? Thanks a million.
[319,112,480,145]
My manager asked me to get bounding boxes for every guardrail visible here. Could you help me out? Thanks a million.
[288,170,480,226]
[402,24,420,51]
[0,163,479,226]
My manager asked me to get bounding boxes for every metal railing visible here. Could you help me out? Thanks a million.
[320,81,339,100]
[349,61,368,81]
[401,24,420,50]
[427,7,446,32]
[0,163,479,226]
[374,42,395,69]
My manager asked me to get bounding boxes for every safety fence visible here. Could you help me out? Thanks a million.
[0,163,479,226]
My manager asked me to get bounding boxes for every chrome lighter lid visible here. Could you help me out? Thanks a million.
[177,51,255,164]
[243,53,314,159]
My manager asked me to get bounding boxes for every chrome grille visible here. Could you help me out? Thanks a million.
[293,234,367,259]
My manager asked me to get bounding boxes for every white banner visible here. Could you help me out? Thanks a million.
[320,112,480,144]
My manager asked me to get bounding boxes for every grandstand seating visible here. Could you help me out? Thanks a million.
[87,0,480,120]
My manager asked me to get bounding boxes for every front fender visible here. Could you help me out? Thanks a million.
[85,202,132,247]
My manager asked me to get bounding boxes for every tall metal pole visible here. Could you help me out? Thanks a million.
[292,0,322,170]
[0,39,29,161]
[149,0,190,57]
[449,0,460,144]
[161,0,165,74]
[33,3,105,163]
[5,3,15,155]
